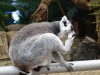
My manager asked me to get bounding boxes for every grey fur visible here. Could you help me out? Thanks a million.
[9,16,75,75]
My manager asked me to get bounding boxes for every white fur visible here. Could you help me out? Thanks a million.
[58,16,72,38]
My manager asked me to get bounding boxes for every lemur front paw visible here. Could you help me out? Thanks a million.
[68,30,75,39]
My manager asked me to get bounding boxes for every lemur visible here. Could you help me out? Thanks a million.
[9,16,75,75]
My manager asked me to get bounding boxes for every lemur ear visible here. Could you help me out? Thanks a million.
[60,16,69,27]
[61,16,69,22]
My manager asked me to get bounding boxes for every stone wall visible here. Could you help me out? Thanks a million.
[0,31,9,59]
[0,24,25,66]
[0,31,16,66]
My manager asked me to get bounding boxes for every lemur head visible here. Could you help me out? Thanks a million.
[59,16,74,37]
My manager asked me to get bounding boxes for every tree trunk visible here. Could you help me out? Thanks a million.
[31,0,52,22]
[72,0,90,10]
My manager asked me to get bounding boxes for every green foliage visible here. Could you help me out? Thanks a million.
[17,0,41,14]
[0,0,33,31]
[88,1,100,15]
[0,1,11,31]
[0,10,8,31]
[0,0,42,31]
[0,1,28,31]
[90,10,100,15]
[0,0,78,31]
[88,1,100,23]
[88,2,100,7]
[48,0,78,21]
[16,0,41,23]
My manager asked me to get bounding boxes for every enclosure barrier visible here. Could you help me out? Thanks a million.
[0,60,100,75]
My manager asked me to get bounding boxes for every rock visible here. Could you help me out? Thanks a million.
[71,42,100,61]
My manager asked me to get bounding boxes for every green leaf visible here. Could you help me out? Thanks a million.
[89,10,100,15]
[0,2,27,12]
[87,2,100,7]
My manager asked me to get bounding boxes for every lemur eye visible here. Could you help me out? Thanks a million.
[63,21,67,27]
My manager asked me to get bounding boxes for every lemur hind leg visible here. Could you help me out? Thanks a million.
[52,51,73,72]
